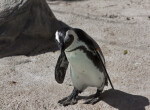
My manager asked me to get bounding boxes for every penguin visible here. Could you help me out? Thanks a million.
[55,27,114,106]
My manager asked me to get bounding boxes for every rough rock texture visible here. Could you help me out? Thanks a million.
[0,0,150,110]
[0,0,66,58]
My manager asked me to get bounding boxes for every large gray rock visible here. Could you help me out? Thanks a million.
[0,0,67,58]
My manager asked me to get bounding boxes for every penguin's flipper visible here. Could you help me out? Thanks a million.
[95,49,114,89]
[55,52,69,84]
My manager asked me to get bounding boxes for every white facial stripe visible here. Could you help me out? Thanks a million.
[65,30,90,51]
[65,30,77,50]
[55,31,60,43]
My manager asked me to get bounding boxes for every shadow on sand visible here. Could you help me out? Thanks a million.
[79,89,149,110]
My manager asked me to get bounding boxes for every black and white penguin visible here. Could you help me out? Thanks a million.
[55,27,114,106]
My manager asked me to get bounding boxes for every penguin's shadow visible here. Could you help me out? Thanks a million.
[78,89,149,110]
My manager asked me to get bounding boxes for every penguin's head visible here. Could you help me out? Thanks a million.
[55,27,79,53]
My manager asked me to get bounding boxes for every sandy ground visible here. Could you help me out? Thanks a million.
[0,0,150,109]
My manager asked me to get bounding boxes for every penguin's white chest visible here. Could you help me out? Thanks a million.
[65,49,105,91]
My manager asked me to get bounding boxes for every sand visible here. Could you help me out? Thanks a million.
[0,0,150,109]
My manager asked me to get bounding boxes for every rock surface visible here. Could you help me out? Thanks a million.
[0,0,66,58]
[0,0,150,110]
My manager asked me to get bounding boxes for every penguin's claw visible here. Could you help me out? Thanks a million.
[58,97,68,104]
[58,96,77,106]
[58,88,79,106]
[84,89,101,105]
[84,97,100,105]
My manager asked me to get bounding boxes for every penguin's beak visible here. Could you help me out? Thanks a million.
[59,42,65,54]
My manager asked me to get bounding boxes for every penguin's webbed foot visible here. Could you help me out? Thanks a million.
[58,88,79,106]
[58,96,77,106]
[84,96,100,105]
[84,89,102,105]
